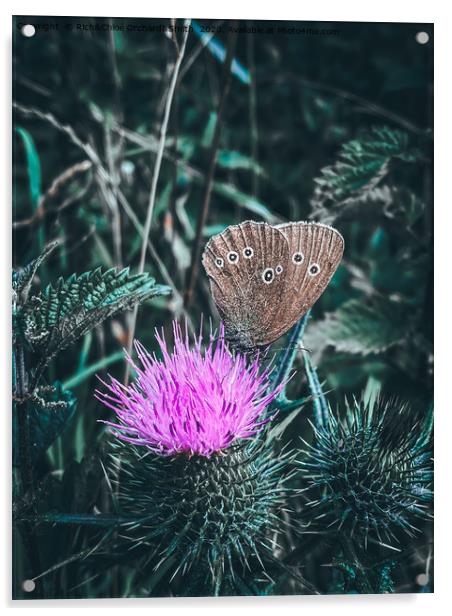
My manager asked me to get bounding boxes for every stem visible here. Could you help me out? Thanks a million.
[339,535,374,594]
[104,117,123,268]
[115,184,195,331]
[14,345,33,493]
[247,27,259,199]
[183,22,238,310]
[269,312,310,395]
[13,344,44,596]
[19,513,148,526]
[125,19,191,383]
[303,349,329,429]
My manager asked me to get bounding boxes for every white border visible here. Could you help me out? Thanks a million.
[2,1,451,613]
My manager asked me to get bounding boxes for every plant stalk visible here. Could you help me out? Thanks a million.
[339,535,374,594]
[183,22,238,310]
[14,343,43,596]
[125,19,191,383]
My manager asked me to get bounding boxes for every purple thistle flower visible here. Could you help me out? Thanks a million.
[95,321,283,457]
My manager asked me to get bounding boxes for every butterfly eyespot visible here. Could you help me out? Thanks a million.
[308,263,321,276]
[215,258,224,268]
[275,265,283,275]
[292,252,304,264]
[227,251,239,264]
[243,247,254,259]
[262,268,274,284]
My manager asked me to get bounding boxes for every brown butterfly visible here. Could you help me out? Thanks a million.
[202,220,344,353]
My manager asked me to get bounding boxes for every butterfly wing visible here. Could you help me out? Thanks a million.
[202,221,290,349]
[269,221,344,337]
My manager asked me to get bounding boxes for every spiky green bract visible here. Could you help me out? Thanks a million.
[109,436,295,595]
[298,397,432,549]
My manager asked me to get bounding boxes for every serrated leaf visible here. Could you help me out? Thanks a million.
[311,126,422,221]
[21,268,171,362]
[13,382,77,466]
[305,297,407,357]
[12,241,59,306]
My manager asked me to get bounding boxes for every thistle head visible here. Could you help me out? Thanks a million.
[94,320,293,593]
[299,396,432,549]
[96,321,282,457]
[109,438,294,593]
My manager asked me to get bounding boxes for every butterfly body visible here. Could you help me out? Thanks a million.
[202,221,344,353]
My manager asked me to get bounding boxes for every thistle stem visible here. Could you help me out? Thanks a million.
[339,535,374,594]
[270,312,310,395]
[303,349,329,429]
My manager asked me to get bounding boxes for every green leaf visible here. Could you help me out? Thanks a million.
[12,241,59,306]
[276,396,310,413]
[202,224,228,237]
[266,405,304,444]
[311,126,422,221]
[192,20,251,85]
[201,112,217,148]
[21,267,171,364]
[305,297,406,357]
[217,150,265,176]
[15,127,42,209]
[15,126,45,254]
[63,350,124,390]
[153,181,173,220]
[212,181,278,223]
[13,382,77,466]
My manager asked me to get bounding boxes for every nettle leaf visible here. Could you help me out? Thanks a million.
[22,267,171,361]
[311,126,422,222]
[13,382,77,466]
[305,297,407,356]
[13,241,59,306]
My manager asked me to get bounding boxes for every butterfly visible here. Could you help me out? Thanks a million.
[202,220,344,353]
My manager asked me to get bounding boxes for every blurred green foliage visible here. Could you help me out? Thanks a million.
[13,16,432,598]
